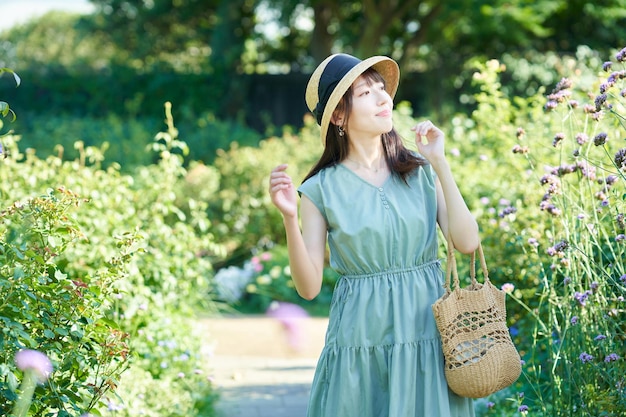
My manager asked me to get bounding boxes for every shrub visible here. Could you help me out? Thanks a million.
[469,47,626,416]
[0,187,137,416]
[0,102,223,416]
[214,245,340,316]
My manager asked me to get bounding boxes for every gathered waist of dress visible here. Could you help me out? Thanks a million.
[340,259,441,279]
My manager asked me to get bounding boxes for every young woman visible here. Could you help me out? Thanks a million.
[269,53,479,417]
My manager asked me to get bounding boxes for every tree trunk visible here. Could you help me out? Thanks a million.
[310,1,335,63]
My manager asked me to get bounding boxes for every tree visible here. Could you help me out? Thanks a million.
[258,0,626,73]
[87,0,256,74]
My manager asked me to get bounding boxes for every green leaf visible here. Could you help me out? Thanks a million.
[44,329,55,339]
[7,371,19,391]
[55,269,68,280]
[98,317,120,329]
[12,247,25,260]
[12,71,21,87]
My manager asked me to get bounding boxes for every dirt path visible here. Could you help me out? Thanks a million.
[198,315,328,417]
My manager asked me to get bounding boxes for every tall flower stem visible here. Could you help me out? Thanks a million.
[12,369,38,417]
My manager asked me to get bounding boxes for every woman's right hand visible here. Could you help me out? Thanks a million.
[269,164,298,219]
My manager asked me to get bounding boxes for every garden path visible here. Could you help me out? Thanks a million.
[198,315,328,417]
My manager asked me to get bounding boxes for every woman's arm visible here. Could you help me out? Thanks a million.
[284,196,327,299]
[269,164,327,299]
[433,164,479,254]
[412,121,480,254]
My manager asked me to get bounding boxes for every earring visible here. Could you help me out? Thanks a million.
[338,125,345,137]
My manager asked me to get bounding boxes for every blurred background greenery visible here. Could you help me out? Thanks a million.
[1,1,625,416]
[1,0,625,166]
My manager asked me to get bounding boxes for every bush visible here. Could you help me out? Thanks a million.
[0,102,223,416]
[10,110,262,171]
[468,47,626,416]
[213,245,340,316]
[0,188,137,416]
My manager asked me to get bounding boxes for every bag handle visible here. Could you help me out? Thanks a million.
[444,233,490,293]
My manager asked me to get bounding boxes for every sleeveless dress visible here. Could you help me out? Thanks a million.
[298,163,475,417]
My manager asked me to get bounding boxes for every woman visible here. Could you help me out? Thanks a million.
[269,53,479,416]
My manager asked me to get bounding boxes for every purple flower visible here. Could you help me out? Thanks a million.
[616,47,626,62]
[574,290,592,306]
[554,240,568,252]
[266,301,310,351]
[552,132,565,147]
[554,78,572,92]
[603,61,613,71]
[528,238,539,247]
[591,281,599,290]
[593,132,608,146]
[594,334,607,341]
[579,352,594,363]
[594,94,607,111]
[616,234,625,242]
[575,133,588,145]
[518,405,529,413]
[545,100,558,111]
[615,148,626,171]
[499,206,517,218]
[605,353,620,362]
[15,349,53,383]
[620,274,626,283]
[563,277,571,285]
[486,401,495,409]
[570,316,578,325]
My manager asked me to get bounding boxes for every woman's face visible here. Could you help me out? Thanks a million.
[344,72,393,139]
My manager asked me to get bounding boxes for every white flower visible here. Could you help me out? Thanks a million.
[213,265,254,302]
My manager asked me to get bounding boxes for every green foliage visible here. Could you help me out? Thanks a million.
[0,67,20,124]
[214,245,339,316]
[468,48,626,416]
[0,103,223,416]
[208,115,323,264]
[8,111,261,171]
[0,188,137,415]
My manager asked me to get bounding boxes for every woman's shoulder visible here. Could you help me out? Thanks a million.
[300,164,340,189]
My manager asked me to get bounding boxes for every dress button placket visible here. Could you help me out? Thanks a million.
[379,187,390,209]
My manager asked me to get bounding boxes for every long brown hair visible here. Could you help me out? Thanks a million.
[302,68,426,184]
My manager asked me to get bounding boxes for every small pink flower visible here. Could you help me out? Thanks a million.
[260,252,272,261]
[501,283,515,294]
[15,349,53,383]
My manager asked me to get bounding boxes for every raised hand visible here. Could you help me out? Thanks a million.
[411,120,446,163]
[269,164,298,219]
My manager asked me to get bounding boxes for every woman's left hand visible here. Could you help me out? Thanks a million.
[411,120,445,163]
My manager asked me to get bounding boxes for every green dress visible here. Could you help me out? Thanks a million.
[298,163,475,417]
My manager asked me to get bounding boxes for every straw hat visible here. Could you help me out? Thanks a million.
[305,53,400,145]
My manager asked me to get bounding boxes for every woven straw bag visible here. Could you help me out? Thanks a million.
[432,235,522,398]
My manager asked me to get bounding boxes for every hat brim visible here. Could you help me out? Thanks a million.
[306,55,400,146]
